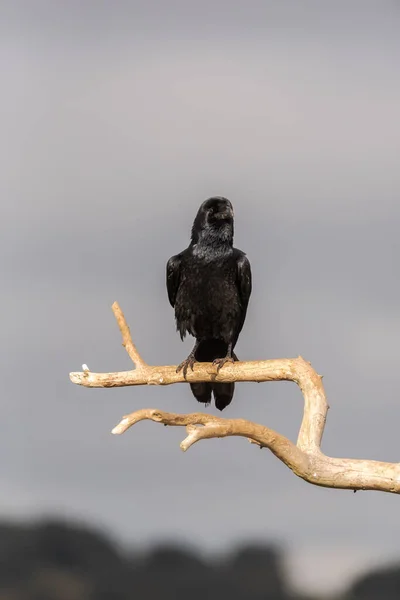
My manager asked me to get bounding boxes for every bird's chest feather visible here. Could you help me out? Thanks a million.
[175,254,241,339]
[181,258,236,304]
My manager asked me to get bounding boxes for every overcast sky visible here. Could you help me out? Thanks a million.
[3,0,400,595]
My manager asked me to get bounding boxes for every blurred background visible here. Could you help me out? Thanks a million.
[3,1,400,598]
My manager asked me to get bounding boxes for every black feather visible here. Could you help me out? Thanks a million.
[166,197,252,410]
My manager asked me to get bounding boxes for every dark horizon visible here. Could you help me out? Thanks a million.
[2,515,400,599]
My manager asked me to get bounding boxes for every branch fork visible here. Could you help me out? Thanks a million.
[69,302,400,495]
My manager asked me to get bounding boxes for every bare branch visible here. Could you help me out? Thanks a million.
[69,303,400,495]
[111,301,147,368]
[111,409,308,468]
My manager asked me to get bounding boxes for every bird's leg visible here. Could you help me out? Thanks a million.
[212,342,235,372]
[176,340,200,377]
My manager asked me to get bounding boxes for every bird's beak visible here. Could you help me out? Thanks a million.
[216,206,234,220]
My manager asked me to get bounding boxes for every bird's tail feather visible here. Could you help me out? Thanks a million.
[190,382,212,406]
[189,340,237,411]
[211,381,235,411]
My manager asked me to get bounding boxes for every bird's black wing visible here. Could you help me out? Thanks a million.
[166,253,182,307]
[234,251,252,339]
[236,252,252,309]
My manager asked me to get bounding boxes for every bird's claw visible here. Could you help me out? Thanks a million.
[176,355,197,378]
[212,356,235,372]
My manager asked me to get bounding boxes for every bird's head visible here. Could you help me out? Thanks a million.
[191,197,234,245]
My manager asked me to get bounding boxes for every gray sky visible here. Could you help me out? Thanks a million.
[3,0,400,594]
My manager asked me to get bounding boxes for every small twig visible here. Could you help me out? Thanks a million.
[111,301,147,368]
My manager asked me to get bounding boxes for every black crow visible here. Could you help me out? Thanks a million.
[166,196,252,410]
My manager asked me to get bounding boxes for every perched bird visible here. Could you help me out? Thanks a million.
[166,196,252,410]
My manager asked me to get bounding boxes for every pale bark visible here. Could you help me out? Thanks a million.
[69,302,400,494]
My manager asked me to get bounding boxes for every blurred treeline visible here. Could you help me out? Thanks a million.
[0,519,397,599]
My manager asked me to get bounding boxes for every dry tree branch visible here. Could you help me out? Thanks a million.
[69,302,400,495]
[111,301,147,369]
